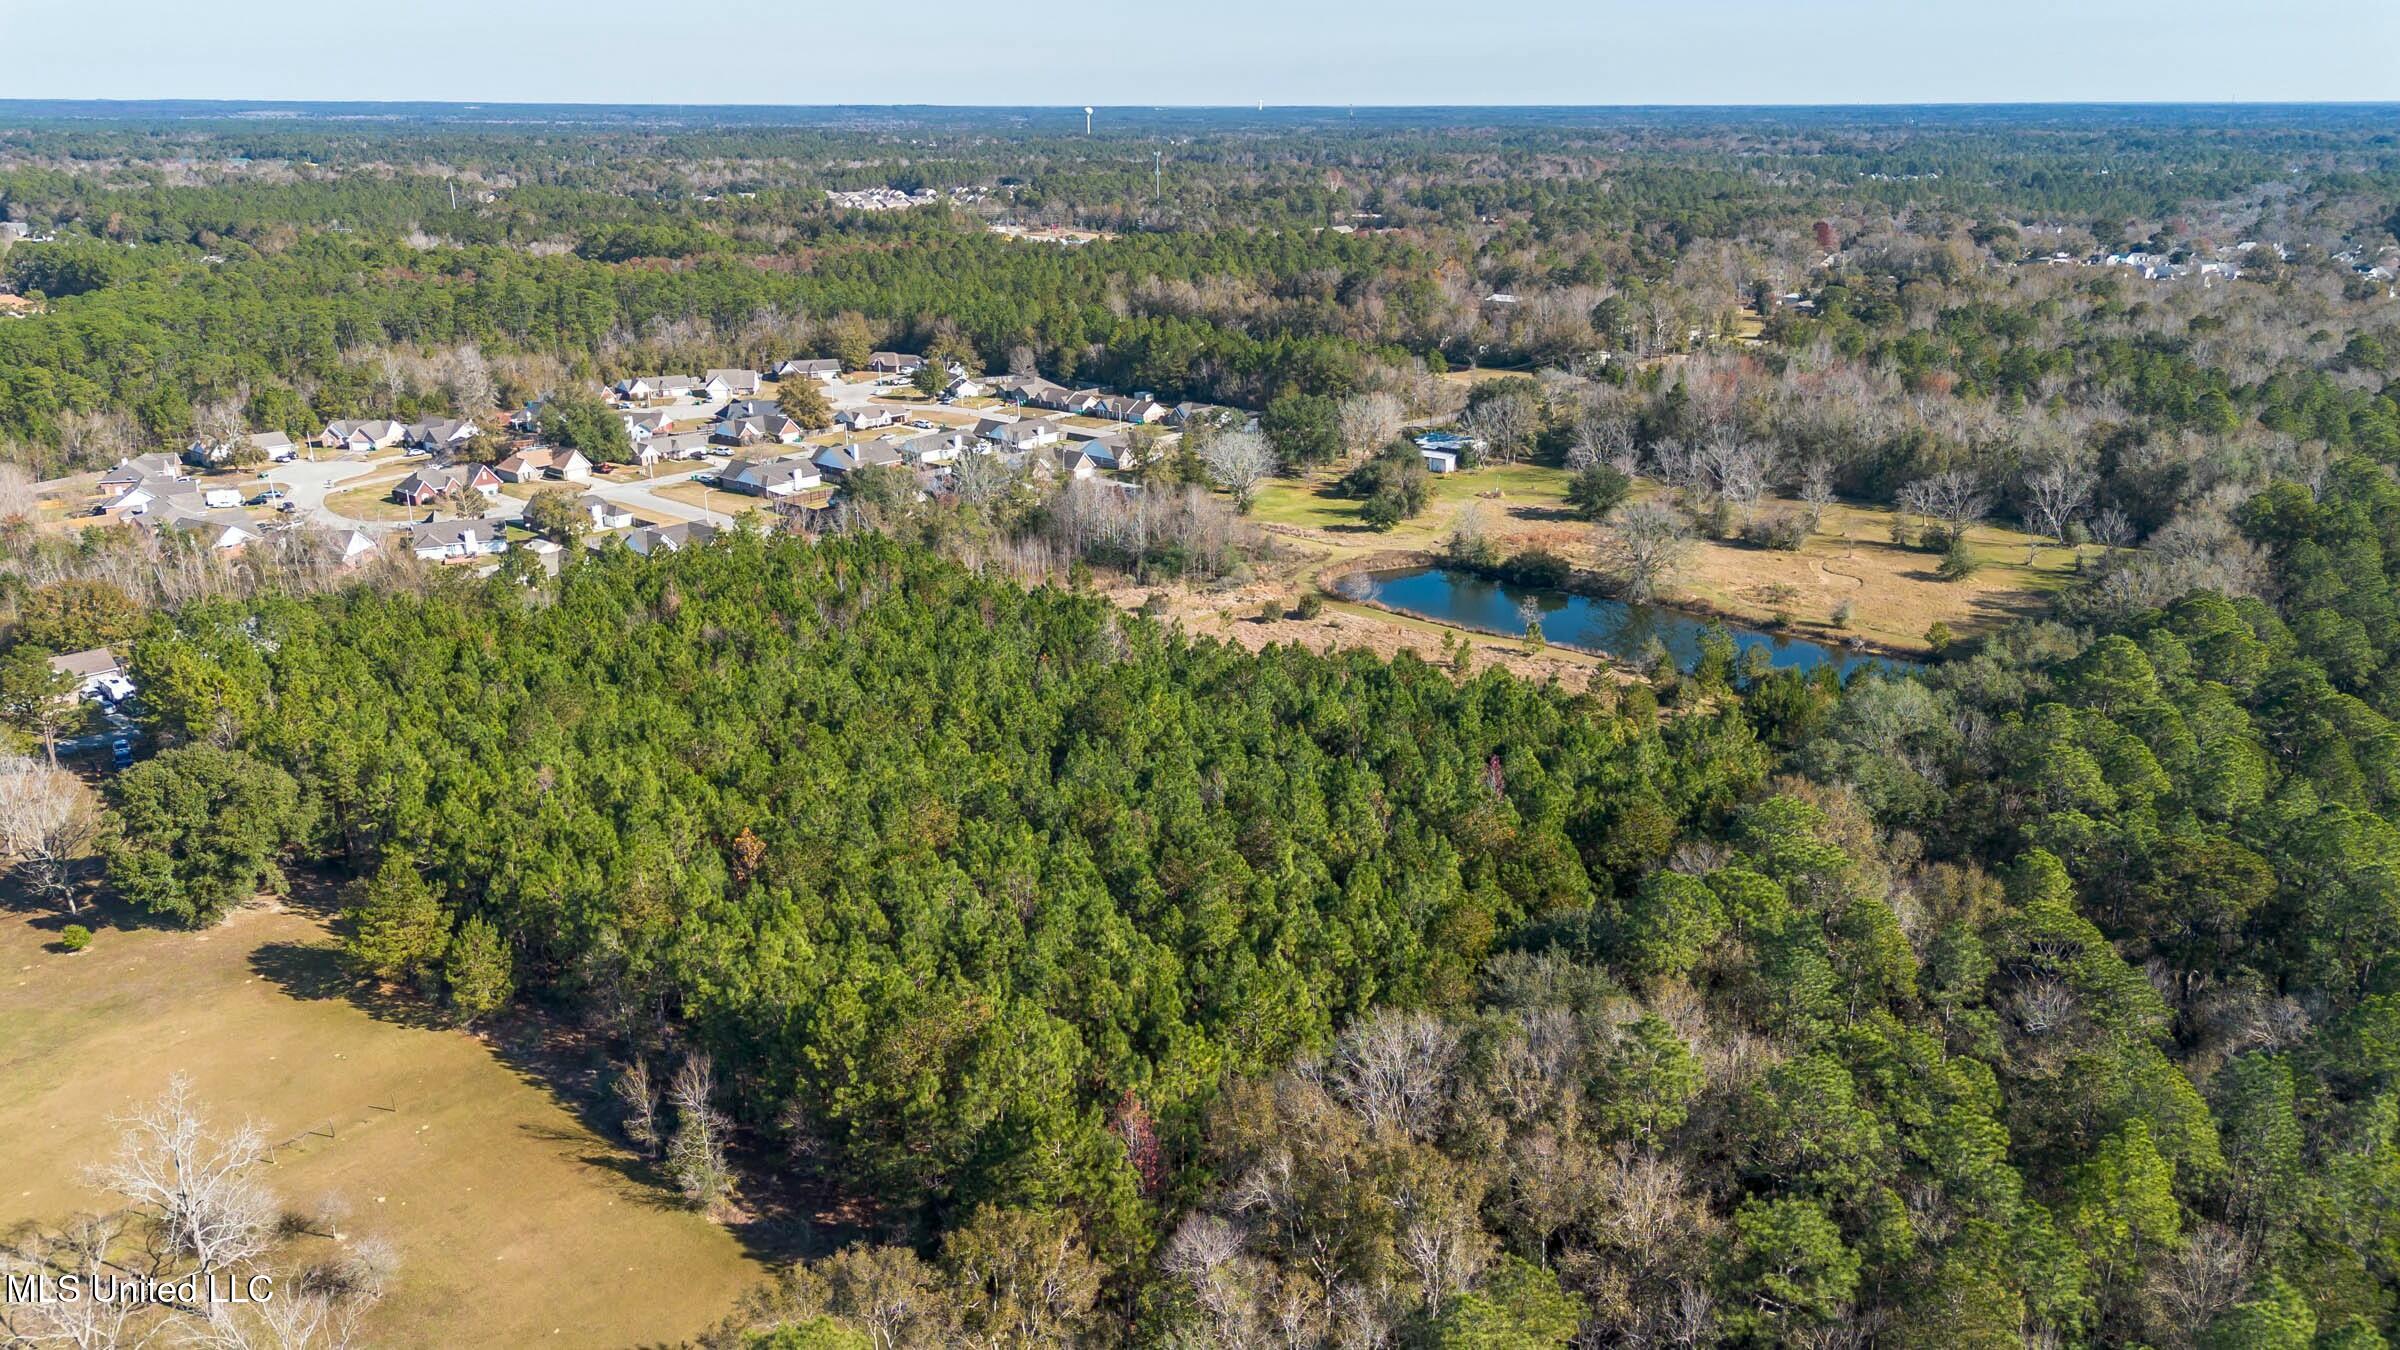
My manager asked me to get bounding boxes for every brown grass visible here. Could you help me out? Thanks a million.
[0,900,765,1347]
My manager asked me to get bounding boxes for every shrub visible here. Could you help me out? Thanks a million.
[1830,599,1855,628]
[1259,596,1286,623]
[1501,548,1573,589]
[1927,620,1955,654]
[1936,534,1981,581]
[1566,464,1632,521]
[1139,591,1171,618]
[1740,511,1814,551]
[58,924,91,952]
[1295,591,1326,621]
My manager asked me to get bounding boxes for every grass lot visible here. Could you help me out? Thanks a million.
[1248,463,2077,654]
[323,479,430,522]
[0,897,766,1347]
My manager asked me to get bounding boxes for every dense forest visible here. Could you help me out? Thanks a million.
[7,104,2400,1346]
[74,461,2400,1344]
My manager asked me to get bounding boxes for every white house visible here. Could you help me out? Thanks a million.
[403,519,507,561]
[578,494,635,530]
[1421,447,1459,473]
[49,648,133,703]
[773,358,842,383]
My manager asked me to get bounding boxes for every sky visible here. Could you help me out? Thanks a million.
[2,0,2395,106]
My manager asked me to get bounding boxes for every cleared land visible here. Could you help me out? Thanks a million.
[0,897,766,1347]
[1247,464,2077,654]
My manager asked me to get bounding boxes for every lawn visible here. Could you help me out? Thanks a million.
[0,898,767,1347]
[324,482,427,521]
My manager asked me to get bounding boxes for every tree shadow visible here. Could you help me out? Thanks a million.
[236,862,857,1270]
[247,939,454,1031]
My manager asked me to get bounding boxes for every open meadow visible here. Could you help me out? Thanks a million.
[1248,463,2080,654]
[0,894,768,1347]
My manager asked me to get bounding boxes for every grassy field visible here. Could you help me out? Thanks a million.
[0,898,766,1346]
[1248,464,2077,654]
[323,477,428,522]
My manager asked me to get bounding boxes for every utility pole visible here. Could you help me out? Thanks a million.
[1155,149,1162,205]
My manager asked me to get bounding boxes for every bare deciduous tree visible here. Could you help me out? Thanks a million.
[0,462,38,524]
[1327,1011,1460,1140]
[1200,430,1276,512]
[1897,469,1990,534]
[665,1055,733,1209]
[89,1075,278,1274]
[1336,391,1406,462]
[616,1057,663,1157]
[1602,501,1694,603]
[2022,459,2097,549]
[0,755,100,913]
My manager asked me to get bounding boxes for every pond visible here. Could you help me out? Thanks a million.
[1339,565,1913,679]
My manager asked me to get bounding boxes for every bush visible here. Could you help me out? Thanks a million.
[1259,596,1286,623]
[58,924,91,952]
[1935,534,1981,581]
[1139,591,1171,618]
[1927,620,1955,654]
[1500,548,1573,589]
[1740,510,1815,551]
[1830,599,1855,628]
[1295,591,1326,621]
[1566,464,1632,521]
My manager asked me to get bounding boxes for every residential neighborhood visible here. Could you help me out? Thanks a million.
[38,351,1208,574]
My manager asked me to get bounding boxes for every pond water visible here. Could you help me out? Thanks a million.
[1341,565,1912,679]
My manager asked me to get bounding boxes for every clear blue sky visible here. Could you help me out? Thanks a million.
[3,0,2394,105]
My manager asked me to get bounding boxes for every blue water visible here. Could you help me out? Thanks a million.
[1345,565,1908,679]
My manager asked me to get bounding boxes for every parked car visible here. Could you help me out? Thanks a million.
[276,500,299,513]
[110,737,133,769]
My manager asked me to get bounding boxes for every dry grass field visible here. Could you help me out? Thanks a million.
[0,895,768,1347]
[1247,465,2077,654]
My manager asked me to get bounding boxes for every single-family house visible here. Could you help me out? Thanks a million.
[816,439,907,479]
[945,376,988,400]
[492,447,593,484]
[615,375,702,404]
[713,412,806,446]
[185,430,298,468]
[772,358,842,383]
[621,408,675,441]
[718,455,824,497]
[142,508,263,552]
[836,406,902,432]
[706,369,763,398]
[1069,431,1128,469]
[1420,447,1460,474]
[97,478,199,517]
[990,417,1064,451]
[402,518,507,561]
[99,454,187,491]
[868,351,924,375]
[622,521,721,557]
[199,486,245,509]
[331,530,379,565]
[645,430,716,463]
[1059,389,1108,416]
[1059,448,1102,480]
[318,420,408,453]
[49,648,133,703]
[899,430,968,466]
[1096,395,1169,424]
[392,462,502,506]
[404,418,481,454]
[577,494,635,530]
